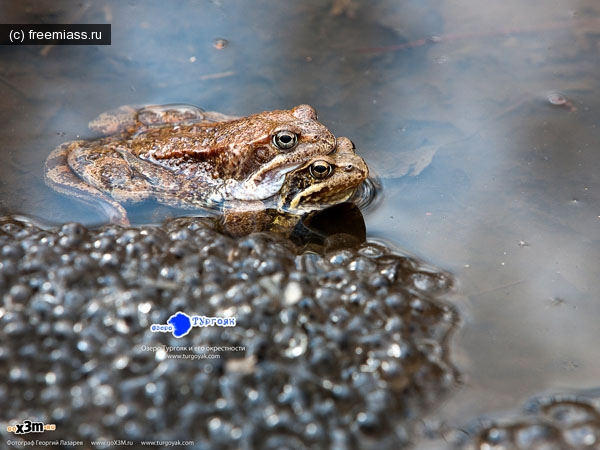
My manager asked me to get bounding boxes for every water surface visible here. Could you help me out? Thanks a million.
[1,0,599,446]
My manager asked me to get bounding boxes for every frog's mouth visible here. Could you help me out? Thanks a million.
[279,184,357,212]
[226,163,301,201]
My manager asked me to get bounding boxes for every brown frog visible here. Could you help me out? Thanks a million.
[44,104,338,225]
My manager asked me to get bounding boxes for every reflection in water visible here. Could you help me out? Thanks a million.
[215,202,368,245]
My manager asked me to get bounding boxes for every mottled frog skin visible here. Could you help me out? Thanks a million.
[45,104,340,225]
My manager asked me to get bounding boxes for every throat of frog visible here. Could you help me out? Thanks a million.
[227,163,300,200]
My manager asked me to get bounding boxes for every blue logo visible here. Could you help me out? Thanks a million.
[168,312,192,338]
[150,312,236,338]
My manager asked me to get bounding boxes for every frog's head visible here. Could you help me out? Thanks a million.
[226,104,338,200]
[277,137,369,212]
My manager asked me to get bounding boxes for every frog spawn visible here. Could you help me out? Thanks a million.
[0,216,457,448]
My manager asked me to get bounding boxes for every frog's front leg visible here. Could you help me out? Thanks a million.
[44,142,131,225]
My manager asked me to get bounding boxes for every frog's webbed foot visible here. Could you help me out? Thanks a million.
[88,105,140,136]
[89,104,241,137]
[137,104,208,127]
[135,104,241,129]
[44,143,131,225]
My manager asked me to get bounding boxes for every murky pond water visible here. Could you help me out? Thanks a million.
[1,0,599,448]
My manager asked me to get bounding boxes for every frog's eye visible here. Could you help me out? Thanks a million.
[273,131,298,150]
[309,160,333,179]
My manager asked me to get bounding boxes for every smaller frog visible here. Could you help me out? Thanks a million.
[277,137,368,212]
[45,104,338,225]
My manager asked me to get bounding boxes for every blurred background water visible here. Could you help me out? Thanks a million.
[1,0,599,445]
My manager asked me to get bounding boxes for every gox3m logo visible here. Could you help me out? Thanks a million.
[7,420,56,434]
